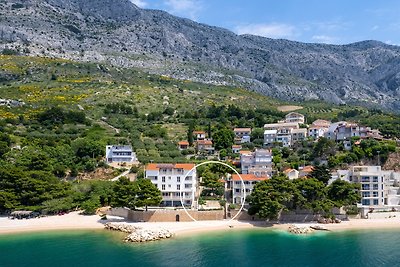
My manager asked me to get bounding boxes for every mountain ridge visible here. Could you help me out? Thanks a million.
[1,0,400,111]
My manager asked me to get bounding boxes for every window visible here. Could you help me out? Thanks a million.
[362,199,370,205]
[373,184,378,190]
[361,176,370,182]
[185,184,191,188]
[162,176,165,182]
[177,185,180,190]
[372,176,378,183]
[162,184,165,190]
[361,184,370,190]
[373,199,379,205]
[372,192,378,197]
[362,192,370,197]
[235,189,240,193]
[177,177,181,182]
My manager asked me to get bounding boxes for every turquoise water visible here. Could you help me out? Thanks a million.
[1,229,400,267]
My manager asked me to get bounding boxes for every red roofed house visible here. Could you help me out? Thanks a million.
[193,131,206,140]
[145,163,196,207]
[178,141,189,150]
[232,145,242,154]
[231,174,269,204]
[299,165,314,178]
[283,168,300,180]
[196,139,215,154]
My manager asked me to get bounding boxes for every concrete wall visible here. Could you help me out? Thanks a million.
[366,211,400,219]
[107,207,130,218]
[127,209,225,222]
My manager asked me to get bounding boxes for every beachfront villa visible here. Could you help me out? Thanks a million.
[333,166,400,217]
[231,174,268,204]
[105,145,136,164]
[145,163,197,208]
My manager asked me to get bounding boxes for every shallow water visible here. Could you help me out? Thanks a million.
[1,228,400,267]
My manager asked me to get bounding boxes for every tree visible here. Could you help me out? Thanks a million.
[133,178,162,211]
[201,169,223,192]
[293,178,328,213]
[309,165,331,185]
[248,174,296,220]
[213,128,234,150]
[187,121,195,146]
[313,137,336,159]
[327,180,361,207]
[112,177,137,209]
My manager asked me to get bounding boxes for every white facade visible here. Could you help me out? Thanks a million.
[308,127,327,139]
[231,174,268,204]
[106,145,136,163]
[240,149,273,176]
[285,112,305,124]
[334,166,400,213]
[145,163,197,208]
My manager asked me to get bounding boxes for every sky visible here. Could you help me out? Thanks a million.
[130,0,400,45]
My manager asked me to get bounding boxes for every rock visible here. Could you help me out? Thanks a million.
[288,225,314,235]
[104,222,142,233]
[124,228,173,243]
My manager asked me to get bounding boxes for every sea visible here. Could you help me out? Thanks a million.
[0,228,399,267]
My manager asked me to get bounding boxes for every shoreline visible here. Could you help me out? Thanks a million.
[2,212,400,237]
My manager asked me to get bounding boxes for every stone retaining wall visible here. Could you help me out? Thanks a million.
[127,209,225,222]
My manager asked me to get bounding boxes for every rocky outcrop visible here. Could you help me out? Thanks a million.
[104,222,173,242]
[124,229,173,243]
[288,225,314,234]
[317,218,342,224]
[104,222,142,233]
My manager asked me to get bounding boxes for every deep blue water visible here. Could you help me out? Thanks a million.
[0,228,400,267]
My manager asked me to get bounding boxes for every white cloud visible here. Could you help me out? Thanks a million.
[164,0,203,20]
[130,0,148,8]
[235,23,296,39]
[371,25,379,31]
[311,35,338,44]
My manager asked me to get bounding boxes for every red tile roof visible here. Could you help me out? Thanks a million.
[197,140,213,145]
[178,141,189,146]
[231,174,269,181]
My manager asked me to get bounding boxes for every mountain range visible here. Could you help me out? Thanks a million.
[1,0,400,111]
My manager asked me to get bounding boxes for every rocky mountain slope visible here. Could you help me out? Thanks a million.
[1,0,400,111]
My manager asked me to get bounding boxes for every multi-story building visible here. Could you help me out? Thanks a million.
[291,128,308,143]
[105,145,136,164]
[233,128,252,144]
[232,145,242,154]
[263,130,277,147]
[333,166,400,217]
[325,122,369,141]
[285,112,305,124]
[264,122,299,131]
[240,149,273,177]
[231,174,268,204]
[145,163,197,208]
[264,127,307,147]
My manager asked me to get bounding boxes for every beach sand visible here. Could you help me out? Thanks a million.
[2,212,400,236]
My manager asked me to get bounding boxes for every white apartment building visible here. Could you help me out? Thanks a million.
[240,149,273,176]
[264,127,307,147]
[333,166,400,216]
[105,145,136,163]
[145,163,197,208]
[231,174,268,204]
[285,112,305,124]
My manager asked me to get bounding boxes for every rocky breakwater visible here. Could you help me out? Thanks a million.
[288,225,314,235]
[104,222,173,243]
[124,228,172,243]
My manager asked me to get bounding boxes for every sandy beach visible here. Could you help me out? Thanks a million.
[2,212,400,236]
